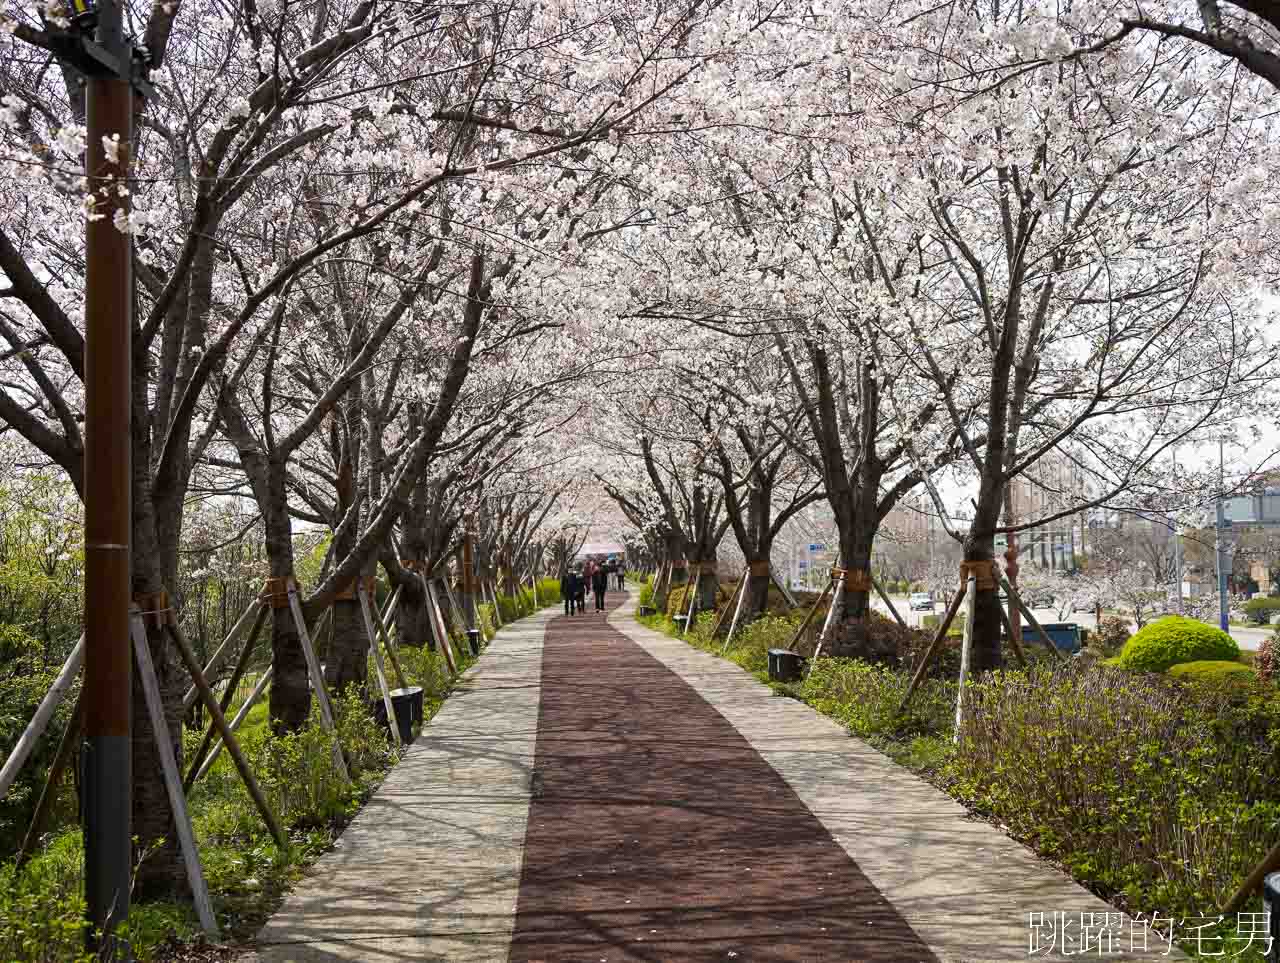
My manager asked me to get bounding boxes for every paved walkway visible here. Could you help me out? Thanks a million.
[251,589,1179,962]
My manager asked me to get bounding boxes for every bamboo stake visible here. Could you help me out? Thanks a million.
[871,575,907,627]
[0,635,83,801]
[807,577,846,670]
[15,693,82,873]
[999,575,1067,662]
[195,667,272,783]
[185,604,267,789]
[167,617,287,847]
[952,575,977,744]
[899,586,966,711]
[183,601,263,712]
[359,588,402,748]
[130,612,218,937]
[285,588,350,783]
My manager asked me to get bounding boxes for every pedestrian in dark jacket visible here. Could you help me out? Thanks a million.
[591,565,608,612]
[561,570,580,615]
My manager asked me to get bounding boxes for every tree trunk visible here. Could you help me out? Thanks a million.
[744,565,771,620]
[395,577,434,650]
[324,598,368,696]
[829,517,894,662]
[263,464,309,731]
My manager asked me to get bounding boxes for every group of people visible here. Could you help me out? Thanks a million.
[561,557,626,615]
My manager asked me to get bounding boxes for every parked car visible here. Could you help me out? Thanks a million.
[909,592,934,612]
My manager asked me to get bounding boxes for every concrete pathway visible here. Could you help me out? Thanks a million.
[611,596,1183,962]
[249,589,1182,961]
[252,606,554,962]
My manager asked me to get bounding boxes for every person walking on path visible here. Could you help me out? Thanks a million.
[561,569,581,616]
[574,566,588,615]
[591,564,608,612]
[614,560,625,590]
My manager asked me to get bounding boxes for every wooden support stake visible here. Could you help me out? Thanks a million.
[167,618,287,847]
[1223,838,1280,915]
[899,586,967,711]
[680,568,698,635]
[370,585,408,690]
[183,601,263,713]
[185,603,268,790]
[998,575,1067,662]
[423,575,458,674]
[871,575,907,627]
[952,576,977,745]
[784,579,832,654]
[441,575,465,635]
[195,667,272,784]
[712,573,745,647]
[0,635,83,801]
[286,587,350,783]
[770,566,798,609]
[130,611,218,936]
[487,580,503,628]
[359,589,401,748]
[15,693,82,873]
[997,603,1029,668]
[807,577,846,670]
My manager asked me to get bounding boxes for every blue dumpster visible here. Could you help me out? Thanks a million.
[1039,622,1082,654]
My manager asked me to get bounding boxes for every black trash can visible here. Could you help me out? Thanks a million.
[767,648,805,683]
[388,686,422,744]
[467,628,482,655]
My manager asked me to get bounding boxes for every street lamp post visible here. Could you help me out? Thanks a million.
[1215,438,1230,633]
[46,1,153,954]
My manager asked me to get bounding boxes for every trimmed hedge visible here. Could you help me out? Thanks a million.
[1167,660,1256,685]
[1117,616,1239,672]
[1243,596,1280,624]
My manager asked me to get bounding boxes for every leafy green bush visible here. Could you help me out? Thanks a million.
[637,576,654,609]
[801,657,954,742]
[1117,615,1238,672]
[1167,660,1256,686]
[953,663,1280,920]
[1244,596,1280,624]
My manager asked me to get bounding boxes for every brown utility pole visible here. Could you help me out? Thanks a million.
[71,0,145,952]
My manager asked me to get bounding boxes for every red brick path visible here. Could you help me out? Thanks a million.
[509,595,936,962]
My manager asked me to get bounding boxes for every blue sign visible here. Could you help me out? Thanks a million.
[798,560,808,569]
[809,543,825,553]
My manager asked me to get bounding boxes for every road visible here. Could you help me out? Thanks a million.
[871,595,1272,652]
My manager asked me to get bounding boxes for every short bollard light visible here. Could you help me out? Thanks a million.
[467,628,482,655]
[1264,872,1280,962]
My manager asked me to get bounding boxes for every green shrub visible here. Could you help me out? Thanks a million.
[1167,660,1257,685]
[1243,596,1280,624]
[801,657,954,741]
[637,576,654,609]
[952,663,1280,922]
[665,579,731,617]
[1117,615,1238,672]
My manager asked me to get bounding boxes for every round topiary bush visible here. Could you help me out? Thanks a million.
[1167,660,1256,685]
[1117,616,1239,673]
